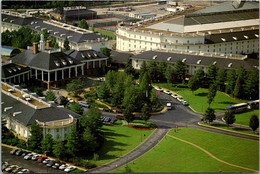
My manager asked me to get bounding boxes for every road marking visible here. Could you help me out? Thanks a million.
[167,134,259,173]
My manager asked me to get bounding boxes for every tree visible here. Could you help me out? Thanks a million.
[174,59,186,83]
[105,70,117,90]
[78,19,89,30]
[188,76,199,94]
[141,105,151,121]
[34,87,44,97]
[63,37,70,50]
[96,82,110,100]
[112,43,116,50]
[65,127,81,157]
[139,61,148,79]
[157,60,167,82]
[66,79,84,96]
[28,122,43,153]
[45,90,57,102]
[233,77,243,98]
[148,60,158,82]
[206,63,217,85]
[150,89,159,106]
[112,82,124,105]
[203,107,216,123]
[100,47,111,57]
[41,133,54,156]
[81,107,102,134]
[194,68,205,88]
[123,107,134,124]
[125,59,135,75]
[139,72,152,100]
[249,115,259,133]
[225,69,237,95]
[70,102,84,115]
[207,83,217,106]
[53,135,67,160]
[41,29,49,41]
[123,85,142,112]
[165,65,176,84]
[215,68,226,92]
[223,111,235,127]
[245,68,259,99]
[82,128,98,153]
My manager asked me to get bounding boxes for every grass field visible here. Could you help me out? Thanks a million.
[90,27,116,39]
[112,128,259,173]
[95,125,154,165]
[235,109,259,126]
[153,83,248,113]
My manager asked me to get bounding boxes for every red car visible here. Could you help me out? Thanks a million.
[37,156,47,162]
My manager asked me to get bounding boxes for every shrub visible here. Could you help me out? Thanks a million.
[11,137,19,146]
[85,160,96,169]
[132,120,157,128]
[73,169,85,173]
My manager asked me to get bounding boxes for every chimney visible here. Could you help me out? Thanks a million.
[33,42,38,54]
[46,40,51,50]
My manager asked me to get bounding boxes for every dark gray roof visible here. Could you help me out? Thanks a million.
[2,14,106,43]
[2,14,34,26]
[65,49,108,62]
[2,63,30,79]
[11,49,82,70]
[110,50,134,64]
[2,93,81,126]
[64,9,97,16]
[205,29,259,44]
[132,51,258,71]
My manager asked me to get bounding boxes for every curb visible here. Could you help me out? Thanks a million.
[197,122,259,137]
[1,144,87,172]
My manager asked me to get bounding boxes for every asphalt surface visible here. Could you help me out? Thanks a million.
[2,146,65,173]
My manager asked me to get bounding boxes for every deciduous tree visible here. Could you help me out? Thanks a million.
[70,102,84,115]
[215,68,226,92]
[207,83,217,106]
[206,63,217,85]
[194,68,205,88]
[188,76,199,94]
[78,19,89,29]
[174,59,186,83]
[66,79,84,96]
[41,133,54,156]
[141,105,151,121]
[96,82,110,100]
[100,47,111,57]
[249,115,259,133]
[165,65,176,84]
[223,111,235,127]
[63,37,70,50]
[203,107,216,123]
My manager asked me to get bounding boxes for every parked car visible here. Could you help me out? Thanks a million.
[158,7,165,10]
[10,149,18,155]
[12,166,22,173]
[154,87,163,91]
[52,162,63,169]
[16,150,24,156]
[116,109,123,113]
[21,151,29,157]
[103,108,113,112]
[59,164,69,170]
[177,97,184,102]
[110,118,117,124]
[115,114,124,120]
[43,159,51,164]
[104,117,111,122]
[78,101,91,108]
[5,165,18,172]
[32,154,41,161]
[24,153,34,160]
[64,166,76,172]
[46,160,55,167]
[181,100,189,106]
[171,94,178,98]
[164,90,172,95]
[2,162,9,170]
[18,169,29,173]
[38,156,48,162]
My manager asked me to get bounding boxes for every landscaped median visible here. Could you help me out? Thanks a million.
[153,83,248,113]
[112,128,259,173]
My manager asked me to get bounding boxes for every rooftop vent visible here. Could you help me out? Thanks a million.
[35,26,40,29]
[232,37,237,40]
[54,61,60,67]
[13,111,22,117]
[182,58,186,63]
[47,29,52,33]
[244,35,249,39]
[221,38,226,42]
[4,107,13,112]
[41,28,46,31]
[153,55,157,59]
[197,60,201,64]
[213,61,217,65]
[167,57,172,61]
[228,63,232,68]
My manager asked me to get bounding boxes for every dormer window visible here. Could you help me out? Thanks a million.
[197,60,201,64]
[61,59,67,65]
[228,63,232,68]
[10,20,14,23]
[232,37,237,40]
[153,55,157,59]
[12,67,17,72]
[182,58,186,63]
[17,67,21,70]
[87,53,91,58]
[54,61,60,67]
[167,57,171,61]
[13,111,22,117]
[244,35,249,39]
[68,59,73,64]
[4,106,13,112]
[213,61,217,65]
[7,69,12,73]
[60,34,66,37]
[81,53,85,58]
[93,52,97,57]
[221,38,226,42]
[255,34,259,38]
[54,32,59,35]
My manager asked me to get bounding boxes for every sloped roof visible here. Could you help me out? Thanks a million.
[11,49,83,70]
[2,63,30,79]
[110,50,134,64]
[132,50,258,70]
[65,49,108,62]
[1,14,34,26]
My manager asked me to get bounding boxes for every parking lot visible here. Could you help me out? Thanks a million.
[2,146,65,173]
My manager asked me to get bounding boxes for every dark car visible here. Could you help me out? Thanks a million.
[104,117,111,122]
[16,150,24,156]
[21,151,29,157]
[110,118,117,124]
[46,160,55,167]
[103,108,113,112]
[116,109,123,114]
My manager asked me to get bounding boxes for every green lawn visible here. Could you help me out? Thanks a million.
[235,109,259,126]
[95,125,154,165]
[89,27,116,40]
[153,83,248,113]
[112,128,259,173]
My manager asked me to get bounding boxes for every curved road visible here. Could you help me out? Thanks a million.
[88,92,258,173]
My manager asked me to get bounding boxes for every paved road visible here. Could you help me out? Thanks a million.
[2,146,65,173]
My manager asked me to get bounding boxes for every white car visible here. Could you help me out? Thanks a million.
[78,101,91,108]
[164,90,172,95]
[31,154,41,161]
[177,97,184,102]
[171,94,178,98]
[43,159,51,164]
[64,166,76,172]
[18,169,29,173]
[154,87,163,91]
[24,153,34,160]
[59,164,69,170]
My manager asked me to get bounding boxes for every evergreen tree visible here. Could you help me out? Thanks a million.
[124,75,133,88]
[234,66,247,97]
[63,37,70,50]
[139,61,148,79]
[206,63,217,85]
[194,68,205,88]
[41,29,49,41]
[225,69,237,95]
[188,76,199,94]
[45,90,57,102]
[203,107,216,123]
[53,135,67,160]
[123,107,134,124]
[165,65,176,84]
[66,79,84,96]
[112,82,124,105]
[223,111,235,127]
[215,68,226,92]
[97,82,110,100]
[41,133,54,156]
[233,77,243,98]
[141,105,151,121]
[157,60,167,82]
[105,70,117,90]
[78,19,89,29]
[65,127,81,157]
[174,59,186,83]
[100,47,111,57]
[82,128,98,153]
[150,89,159,106]
[249,115,259,133]
[123,85,142,112]
[245,68,259,99]
[125,59,135,75]
[70,102,84,115]
[28,122,43,153]
[139,72,152,100]
[82,107,103,134]
[148,60,158,82]
[207,83,217,106]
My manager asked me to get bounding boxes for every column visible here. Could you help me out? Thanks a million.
[105,59,108,66]
[18,75,20,83]
[27,72,30,80]
[75,67,78,76]
[55,71,57,81]
[35,70,38,79]
[99,60,101,68]
[48,72,50,82]
[62,69,64,79]
[30,70,32,78]
[93,61,95,68]
[42,71,44,81]
[69,68,71,78]
[87,62,89,69]
[23,74,25,82]
[14,77,16,83]
[81,65,84,75]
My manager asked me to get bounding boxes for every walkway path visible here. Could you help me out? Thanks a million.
[88,128,170,173]
[167,134,259,173]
